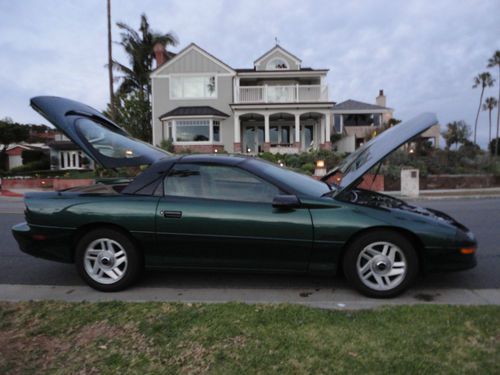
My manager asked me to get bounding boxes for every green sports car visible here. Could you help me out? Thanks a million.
[12,96,477,297]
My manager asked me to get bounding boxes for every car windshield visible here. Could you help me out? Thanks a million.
[250,159,331,197]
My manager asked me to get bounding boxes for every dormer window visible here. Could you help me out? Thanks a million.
[267,58,288,70]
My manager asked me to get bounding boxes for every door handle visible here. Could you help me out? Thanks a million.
[160,210,182,219]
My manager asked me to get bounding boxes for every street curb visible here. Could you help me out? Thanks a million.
[0,284,498,309]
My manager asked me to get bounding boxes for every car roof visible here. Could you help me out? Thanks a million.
[177,154,251,166]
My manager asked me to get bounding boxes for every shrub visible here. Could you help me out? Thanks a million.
[160,139,174,153]
[9,159,50,173]
[22,149,48,164]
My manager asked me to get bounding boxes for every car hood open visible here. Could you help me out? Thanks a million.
[322,112,438,194]
[31,96,170,169]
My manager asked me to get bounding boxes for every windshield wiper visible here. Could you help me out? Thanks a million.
[321,184,338,197]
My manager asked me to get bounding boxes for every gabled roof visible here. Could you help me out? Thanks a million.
[151,43,235,77]
[159,106,230,119]
[333,99,391,111]
[48,140,80,151]
[235,67,325,73]
[254,45,302,66]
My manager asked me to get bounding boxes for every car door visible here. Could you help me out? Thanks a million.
[155,162,313,271]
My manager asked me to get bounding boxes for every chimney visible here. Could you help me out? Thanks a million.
[376,89,386,107]
[153,42,167,68]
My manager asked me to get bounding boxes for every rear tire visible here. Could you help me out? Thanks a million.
[75,228,141,292]
[343,231,419,298]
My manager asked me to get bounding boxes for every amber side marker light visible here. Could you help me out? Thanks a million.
[459,247,476,255]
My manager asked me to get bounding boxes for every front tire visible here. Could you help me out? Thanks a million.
[343,231,419,298]
[75,228,141,292]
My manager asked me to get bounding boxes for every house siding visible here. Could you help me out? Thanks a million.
[152,75,235,152]
[255,50,300,71]
[156,49,231,75]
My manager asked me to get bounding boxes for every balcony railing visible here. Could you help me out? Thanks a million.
[237,85,328,103]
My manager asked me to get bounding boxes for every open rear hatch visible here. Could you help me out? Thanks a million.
[31,96,170,169]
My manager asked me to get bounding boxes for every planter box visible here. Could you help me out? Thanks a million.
[2,178,95,191]
[53,179,94,190]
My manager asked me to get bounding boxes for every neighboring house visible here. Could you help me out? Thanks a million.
[48,133,94,170]
[332,91,394,152]
[1,143,49,170]
[332,90,440,152]
[151,43,335,154]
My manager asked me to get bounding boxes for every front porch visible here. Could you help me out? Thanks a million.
[233,111,332,154]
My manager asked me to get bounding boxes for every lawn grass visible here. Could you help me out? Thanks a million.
[0,302,499,374]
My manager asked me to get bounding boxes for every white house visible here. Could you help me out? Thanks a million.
[151,43,335,154]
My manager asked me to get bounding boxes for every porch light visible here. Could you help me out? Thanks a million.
[316,160,325,168]
[247,147,252,153]
[214,148,218,153]
[409,148,415,154]
[314,159,327,177]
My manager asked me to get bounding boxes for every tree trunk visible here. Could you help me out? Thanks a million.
[474,87,485,145]
[107,0,115,121]
[496,66,500,156]
[489,109,492,145]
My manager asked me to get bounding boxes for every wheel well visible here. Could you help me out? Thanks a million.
[71,222,143,262]
[336,226,425,275]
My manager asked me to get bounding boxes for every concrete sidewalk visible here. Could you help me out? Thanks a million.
[1,284,499,309]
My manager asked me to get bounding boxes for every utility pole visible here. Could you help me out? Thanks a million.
[107,0,116,120]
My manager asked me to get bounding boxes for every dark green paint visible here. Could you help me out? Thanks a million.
[12,190,476,275]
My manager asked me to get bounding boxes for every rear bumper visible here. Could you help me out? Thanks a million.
[12,222,75,263]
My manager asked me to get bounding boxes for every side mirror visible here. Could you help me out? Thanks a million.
[272,194,301,209]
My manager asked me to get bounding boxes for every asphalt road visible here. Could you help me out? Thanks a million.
[0,197,499,291]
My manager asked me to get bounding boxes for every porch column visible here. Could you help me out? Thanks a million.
[233,113,241,152]
[320,117,325,144]
[263,113,270,152]
[322,112,331,150]
[294,113,301,150]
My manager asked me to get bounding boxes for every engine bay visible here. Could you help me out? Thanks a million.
[336,188,467,230]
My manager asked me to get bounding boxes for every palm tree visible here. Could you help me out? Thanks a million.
[472,72,494,145]
[111,13,178,141]
[483,97,498,145]
[487,50,500,155]
[112,13,178,99]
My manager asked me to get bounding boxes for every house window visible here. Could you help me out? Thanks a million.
[266,58,288,70]
[213,120,220,142]
[175,120,210,142]
[269,125,293,146]
[171,75,217,99]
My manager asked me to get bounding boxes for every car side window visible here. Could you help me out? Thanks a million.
[164,163,280,203]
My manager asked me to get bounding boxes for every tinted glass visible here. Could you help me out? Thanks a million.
[164,164,279,203]
[76,118,162,160]
[248,159,330,197]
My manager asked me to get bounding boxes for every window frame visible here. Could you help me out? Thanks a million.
[161,117,224,145]
[266,58,289,71]
[161,162,286,204]
[169,74,218,100]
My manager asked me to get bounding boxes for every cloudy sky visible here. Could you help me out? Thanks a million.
[1,0,499,147]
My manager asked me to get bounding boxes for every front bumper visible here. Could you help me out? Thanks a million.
[12,222,75,263]
[423,229,477,273]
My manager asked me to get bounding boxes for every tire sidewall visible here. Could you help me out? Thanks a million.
[343,231,419,298]
[75,228,141,292]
